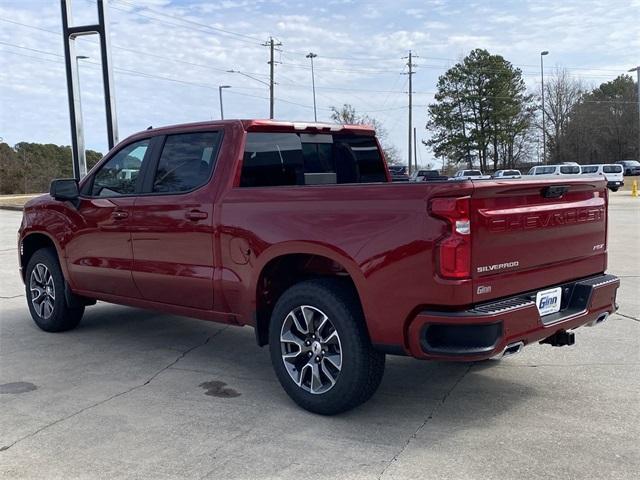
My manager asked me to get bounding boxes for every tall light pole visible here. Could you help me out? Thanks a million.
[219,85,231,120]
[306,52,318,122]
[540,50,549,163]
[629,66,640,159]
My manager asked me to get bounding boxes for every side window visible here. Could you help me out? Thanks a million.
[91,139,149,197]
[581,166,598,174]
[560,166,580,174]
[152,132,221,193]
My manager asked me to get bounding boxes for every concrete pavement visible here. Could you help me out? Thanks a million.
[0,194,638,479]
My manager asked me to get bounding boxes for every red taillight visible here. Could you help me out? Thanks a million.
[431,197,471,279]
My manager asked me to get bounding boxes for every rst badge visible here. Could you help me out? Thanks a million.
[535,287,562,316]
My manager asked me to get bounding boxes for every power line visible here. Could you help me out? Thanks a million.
[3,41,635,108]
[0,17,270,79]
[1,44,357,117]
[81,4,635,76]
[107,0,264,45]
[0,16,627,81]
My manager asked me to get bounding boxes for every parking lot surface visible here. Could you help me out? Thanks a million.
[1,194,638,480]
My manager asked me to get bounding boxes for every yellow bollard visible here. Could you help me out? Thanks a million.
[632,180,638,198]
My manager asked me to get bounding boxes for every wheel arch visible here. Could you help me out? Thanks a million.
[20,231,66,282]
[251,244,368,347]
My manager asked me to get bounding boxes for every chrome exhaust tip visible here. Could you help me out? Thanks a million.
[502,341,525,358]
[587,312,609,327]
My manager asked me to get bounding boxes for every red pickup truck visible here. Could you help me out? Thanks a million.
[18,120,619,414]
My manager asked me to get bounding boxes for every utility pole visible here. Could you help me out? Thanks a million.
[402,50,417,174]
[263,37,282,119]
[629,66,640,159]
[540,50,549,163]
[306,52,318,122]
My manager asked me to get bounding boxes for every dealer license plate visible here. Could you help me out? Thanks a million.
[536,287,562,316]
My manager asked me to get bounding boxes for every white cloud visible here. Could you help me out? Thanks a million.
[0,0,637,166]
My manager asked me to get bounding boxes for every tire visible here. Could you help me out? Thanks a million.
[25,248,84,332]
[268,278,385,415]
[610,187,619,192]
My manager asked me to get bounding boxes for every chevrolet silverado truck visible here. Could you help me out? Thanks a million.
[18,120,620,415]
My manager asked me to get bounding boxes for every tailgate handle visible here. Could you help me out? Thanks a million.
[541,185,569,198]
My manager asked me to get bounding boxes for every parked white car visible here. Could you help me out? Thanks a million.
[492,169,521,179]
[580,164,624,191]
[449,169,491,180]
[527,164,581,176]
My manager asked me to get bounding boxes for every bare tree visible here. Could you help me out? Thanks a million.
[330,104,402,164]
[540,68,584,163]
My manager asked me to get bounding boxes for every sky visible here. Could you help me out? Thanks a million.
[0,0,638,166]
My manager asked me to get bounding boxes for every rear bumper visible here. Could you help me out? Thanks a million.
[406,273,619,361]
[607,181,623,188]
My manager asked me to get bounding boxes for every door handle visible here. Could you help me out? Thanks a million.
[186,210,208,221]
[112,210,129,220]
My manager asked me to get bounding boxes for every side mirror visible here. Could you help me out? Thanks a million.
[50,179,79,202]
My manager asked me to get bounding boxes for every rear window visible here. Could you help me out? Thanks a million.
[603,165,622,173]
[560,166,580,174]
[240,132,387,187]
[581,166,598,174]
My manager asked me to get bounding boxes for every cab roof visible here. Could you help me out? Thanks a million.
[142,119,375,135]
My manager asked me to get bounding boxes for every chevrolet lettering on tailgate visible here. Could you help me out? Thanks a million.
[487,207,605,233]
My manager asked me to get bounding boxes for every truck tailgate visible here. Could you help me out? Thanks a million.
[470,177,608,303]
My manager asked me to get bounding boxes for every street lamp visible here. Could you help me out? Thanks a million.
[540,50,549,163]
[306,52,318,122]
[219,85,231,120]
[629,66,640,160]
[226,70,271,118]
[226,70,270,87]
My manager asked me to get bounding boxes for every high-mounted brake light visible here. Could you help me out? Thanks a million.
[430,197,471,279]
